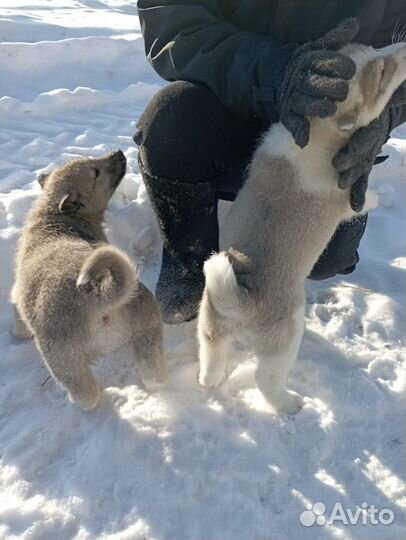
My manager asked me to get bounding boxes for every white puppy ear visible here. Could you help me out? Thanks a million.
[337,110,359,131]
[360,56,397,107]
[378,56,398,95]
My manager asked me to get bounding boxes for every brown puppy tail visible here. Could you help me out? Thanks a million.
[77,245,139,307]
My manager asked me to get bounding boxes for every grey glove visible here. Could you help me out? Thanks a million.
[280,18,359,148]
[333,82,406,212]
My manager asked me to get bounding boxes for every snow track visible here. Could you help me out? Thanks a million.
[0,2,405,539]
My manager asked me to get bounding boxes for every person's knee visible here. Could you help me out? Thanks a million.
[309,216,367,280]
[309,252,359,280]
[134,81,227,182]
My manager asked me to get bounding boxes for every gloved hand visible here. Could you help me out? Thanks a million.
[333,82,406,212]
[332,110,391,212]
[279,18,359,148]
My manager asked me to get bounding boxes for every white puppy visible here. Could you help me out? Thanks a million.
[198,42,406,414]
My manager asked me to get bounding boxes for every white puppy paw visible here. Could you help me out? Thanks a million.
[362,189,379,213]
[268,389,304,415]
[198,369,225,388]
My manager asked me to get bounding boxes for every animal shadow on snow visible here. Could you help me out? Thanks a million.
[1,310,404,540]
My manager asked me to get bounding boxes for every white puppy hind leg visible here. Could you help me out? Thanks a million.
[254,305,305,414]
[199,332,231,388]
[198,292,232,388]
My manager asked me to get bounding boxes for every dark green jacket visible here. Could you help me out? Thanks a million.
[138,0,405,125]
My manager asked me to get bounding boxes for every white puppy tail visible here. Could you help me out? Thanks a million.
[77,245,138,307]
[204,251,252,319]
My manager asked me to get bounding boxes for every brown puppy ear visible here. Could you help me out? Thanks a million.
[37,173,50,189]
[58,191,82,213]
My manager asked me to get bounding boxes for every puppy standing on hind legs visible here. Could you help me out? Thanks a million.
[11,151,167,411]
[198,22,406,413]
[198,251,306,414]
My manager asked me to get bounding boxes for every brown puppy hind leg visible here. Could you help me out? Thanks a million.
[36,338,101,411]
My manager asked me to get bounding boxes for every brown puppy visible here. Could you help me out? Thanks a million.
[11,151,167,410]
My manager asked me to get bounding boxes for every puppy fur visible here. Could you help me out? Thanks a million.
[198,42,406,414]
[11,151,167,410]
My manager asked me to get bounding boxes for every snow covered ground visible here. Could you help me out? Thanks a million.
[0,2,405,539]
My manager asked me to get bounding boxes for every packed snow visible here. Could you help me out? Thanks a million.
[0,2,405,539]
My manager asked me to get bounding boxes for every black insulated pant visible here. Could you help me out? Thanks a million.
[135,81,367,280]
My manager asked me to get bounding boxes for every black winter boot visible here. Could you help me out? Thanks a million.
[140,168,219,324]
